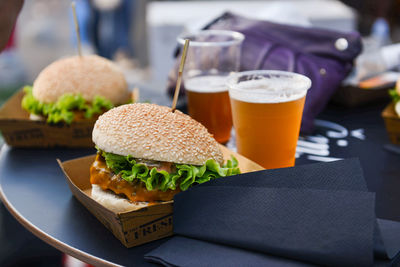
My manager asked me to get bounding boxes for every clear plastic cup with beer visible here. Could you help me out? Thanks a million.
[227,70,312,169]
[177,30,244,144]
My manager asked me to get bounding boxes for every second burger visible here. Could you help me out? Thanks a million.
[21,55,130,124]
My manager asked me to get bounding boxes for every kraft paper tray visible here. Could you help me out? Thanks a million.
[382,102,400,145]
[58,145,264,248]
[0,90,98,147]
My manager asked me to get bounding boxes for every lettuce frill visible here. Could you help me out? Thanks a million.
[389,89,400,103]
[99,150,240,192]
[21,86,113,124]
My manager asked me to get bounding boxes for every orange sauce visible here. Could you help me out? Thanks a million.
[90,154,179,202]
[73,110,102,122]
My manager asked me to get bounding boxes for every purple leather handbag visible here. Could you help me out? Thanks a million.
[167,12,362,133]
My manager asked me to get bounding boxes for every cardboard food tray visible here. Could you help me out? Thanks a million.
[0,90,96,147]
[382,102,400,144]
[331,85,390,107]
[58,145,264,248]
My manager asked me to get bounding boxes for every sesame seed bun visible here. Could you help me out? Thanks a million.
[32,55,129,104]
[92,103,224,165]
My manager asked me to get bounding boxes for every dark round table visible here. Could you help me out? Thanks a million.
[0,99,399,266]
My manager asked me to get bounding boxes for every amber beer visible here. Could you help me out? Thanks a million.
[185,75,232,144]
[228,71,311,169]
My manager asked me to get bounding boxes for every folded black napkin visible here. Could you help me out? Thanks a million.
[145,159,400,267]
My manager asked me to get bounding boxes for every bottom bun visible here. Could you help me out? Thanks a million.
[29,113,45,121]
[91,185,149,213]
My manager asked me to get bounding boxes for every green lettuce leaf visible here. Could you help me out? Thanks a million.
[21,86,113,124]
[389,89,400,103]
[98,149,240,192]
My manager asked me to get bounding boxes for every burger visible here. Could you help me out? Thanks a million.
[390,81,400,117]
[21,55,130,124]
[90,103,240,212]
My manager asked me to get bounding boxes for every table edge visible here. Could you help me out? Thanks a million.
[0,147,121,267]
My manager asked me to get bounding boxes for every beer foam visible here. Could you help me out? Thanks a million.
[185,75,228,93]
[229,76,310,103]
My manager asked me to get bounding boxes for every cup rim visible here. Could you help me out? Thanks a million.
[227,70,312,95]
[177,30,245,47]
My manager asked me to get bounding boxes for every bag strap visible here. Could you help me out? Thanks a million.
[255,43,297,72]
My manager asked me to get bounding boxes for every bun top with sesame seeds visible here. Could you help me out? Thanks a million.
[32,55,129,105]
[92,103,224,165]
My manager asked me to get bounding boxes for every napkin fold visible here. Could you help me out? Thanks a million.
[147,236,314,267]
[145,159,400,267]
[173,186,375,266]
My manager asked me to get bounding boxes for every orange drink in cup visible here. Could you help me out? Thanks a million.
[177,30,244,143]
[228,70,311,169]
[185,76,233,143]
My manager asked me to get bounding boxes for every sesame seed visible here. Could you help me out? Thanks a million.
[92,103,223,165]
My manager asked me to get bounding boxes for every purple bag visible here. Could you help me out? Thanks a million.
[168,12,362,133]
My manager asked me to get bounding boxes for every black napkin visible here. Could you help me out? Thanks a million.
[145,159,400,267]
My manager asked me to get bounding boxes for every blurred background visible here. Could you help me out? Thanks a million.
[1,0,400,266]
[2,0,400,105]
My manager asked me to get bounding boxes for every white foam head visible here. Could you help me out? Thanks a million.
[227,70,311,103]
[184,75,228,93]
